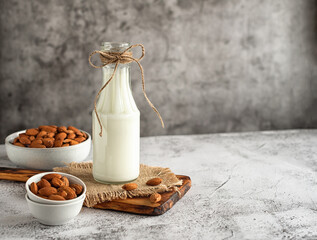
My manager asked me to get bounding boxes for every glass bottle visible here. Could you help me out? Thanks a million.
[92,42,140,184]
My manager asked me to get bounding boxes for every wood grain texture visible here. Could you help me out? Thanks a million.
[0,167,191,215]
[0,167,44,182]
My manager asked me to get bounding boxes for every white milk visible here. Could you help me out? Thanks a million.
[92,64,140,183]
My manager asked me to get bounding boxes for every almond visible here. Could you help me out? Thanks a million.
[39,125,57,133]
[47,132,55,138]
[146,178,162,186]
[62,144,69,147]
[37,130,47,138]
[49,195,65,201]
[38,187,57,197]
[66,130,74,134]
[57,190,68,198]
[70,184,83,195]
[67,133,76,139]
[70,140,79,146]
[43,138,54,148]
[29,136,35,141]
[19,133,28,138]
[42,173,62,181]
[68,126,83,136]
[29,143,46,148]
[30,182,38,195]
[25,128,39,136]
[149,193,161,203]
[68,126,80,132]
[50,125,58,129]
[31,139,43,145]
[13,142,25,147]
[54,139,63,147]
[45,137,55,141]
[74,137,85,143]
[19,136,31,145]
[55,132,67,141]
[51,177,64,188]
[64,139,72,143]
[37,179,51,189]
[13,137,19,143]
[75,131,84,137]
[122,183,138,191]
[61,176,69,187]
[59,186,77,200]
[57,126,67,133]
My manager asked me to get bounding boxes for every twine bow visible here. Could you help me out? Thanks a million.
[89,44,164,136]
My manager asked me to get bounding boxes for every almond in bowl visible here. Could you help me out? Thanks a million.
[12,125,88,148]
[29,173,84,201]
[25,172,86,225]
[5,127,91,170]
[26,172,86,205]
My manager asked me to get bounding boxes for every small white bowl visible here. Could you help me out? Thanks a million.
[26,194,84,225]
[5,129,91,170]
[26,172,86,205]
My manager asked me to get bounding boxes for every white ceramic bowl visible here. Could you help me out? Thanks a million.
[26,194,84,225]
[26,172,86,205]
[5,129,91,170]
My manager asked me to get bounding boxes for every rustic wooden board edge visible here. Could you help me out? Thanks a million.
[93,175,191,216]
[0,167,44,182]
[152,175,191,216]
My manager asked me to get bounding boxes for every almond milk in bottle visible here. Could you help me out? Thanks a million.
[92,42,140,184]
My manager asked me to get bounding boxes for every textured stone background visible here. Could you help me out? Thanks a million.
[0,0,316,143]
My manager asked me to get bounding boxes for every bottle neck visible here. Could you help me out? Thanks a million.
[102,65,130,85]
[101,42,130,52]
[96,65,138,114]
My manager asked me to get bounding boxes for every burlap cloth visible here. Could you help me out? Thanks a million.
[53,162,182,207]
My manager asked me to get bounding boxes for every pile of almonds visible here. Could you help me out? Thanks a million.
[122,177,163,203]
[29,173,83,201]
[12,125,88,148]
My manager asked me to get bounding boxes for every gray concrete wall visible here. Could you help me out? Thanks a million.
[0,0,316,142]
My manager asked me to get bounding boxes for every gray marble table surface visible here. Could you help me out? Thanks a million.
[0,130,316,240]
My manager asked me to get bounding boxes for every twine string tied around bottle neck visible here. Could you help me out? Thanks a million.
[89,44,164,136]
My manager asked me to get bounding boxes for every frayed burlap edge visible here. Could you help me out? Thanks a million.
[54,162,182,207]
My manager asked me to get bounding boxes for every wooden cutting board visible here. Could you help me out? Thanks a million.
[0,167,191,216]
